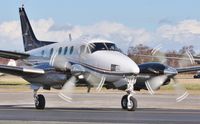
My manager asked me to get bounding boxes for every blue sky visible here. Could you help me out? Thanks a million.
[1,0,200,53]
[1,0,200,30]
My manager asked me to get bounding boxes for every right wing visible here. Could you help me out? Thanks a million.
[0,50,30,60]
[0,64,44,76]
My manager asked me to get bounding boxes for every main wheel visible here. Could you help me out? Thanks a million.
[121,95,128,109]
[35,94,45,109]
[127,96,137,111]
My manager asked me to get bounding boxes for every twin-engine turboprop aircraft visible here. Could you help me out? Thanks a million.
[0,6,200,111]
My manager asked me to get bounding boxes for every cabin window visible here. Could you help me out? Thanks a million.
[70,46,74,55]
[41,50,45,56]
[49,48,54,57]
[64,47,68,55]
[58,47,62,55]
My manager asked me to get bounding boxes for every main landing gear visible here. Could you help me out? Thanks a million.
[33,90,45,109]
[121,77,137,111]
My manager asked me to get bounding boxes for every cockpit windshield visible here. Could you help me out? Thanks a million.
[88,43,120,53]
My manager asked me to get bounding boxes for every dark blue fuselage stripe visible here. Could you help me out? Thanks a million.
[69,61,134,76]
[35,61,134,76]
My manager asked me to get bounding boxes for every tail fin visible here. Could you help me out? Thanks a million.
[19,6,55,51]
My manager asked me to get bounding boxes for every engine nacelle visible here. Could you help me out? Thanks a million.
[50,55,71,71]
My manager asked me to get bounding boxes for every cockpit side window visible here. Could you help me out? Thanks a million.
[80,45,86,53]
[80,45,92,54]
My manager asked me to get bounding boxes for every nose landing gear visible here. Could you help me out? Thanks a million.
[121,94,137,111]
[121,77,137,111]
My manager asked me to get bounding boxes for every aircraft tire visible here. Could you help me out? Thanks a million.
[35,94,45,109]
[127,96,137,111]
[121,95,128,109]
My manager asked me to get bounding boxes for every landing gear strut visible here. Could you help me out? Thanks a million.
[33,90,45,109]
[121,77,137,111]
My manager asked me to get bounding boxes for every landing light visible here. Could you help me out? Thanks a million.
[78,75,84,79]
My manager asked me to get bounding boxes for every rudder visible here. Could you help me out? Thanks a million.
[19,6,55,51]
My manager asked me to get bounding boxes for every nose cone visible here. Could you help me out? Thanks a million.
[124,57,140,75]
[90,51,140,75]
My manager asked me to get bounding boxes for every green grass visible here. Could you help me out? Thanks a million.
[0,75,200,92]
[161,83,200,91]
[0,81,28,85]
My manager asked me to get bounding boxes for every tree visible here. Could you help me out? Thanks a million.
[128,44,159,64]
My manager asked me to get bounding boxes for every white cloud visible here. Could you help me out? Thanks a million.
[0,21,21,40]
[155,19,200,52]
[157,20,200,42]
[1,18,200,53]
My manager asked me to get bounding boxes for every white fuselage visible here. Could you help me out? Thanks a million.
[27,38,140,83]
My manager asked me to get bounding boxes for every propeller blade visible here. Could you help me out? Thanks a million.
[145,75,168,95]
[171,78,189,102]
[96,76,106,92]
[84,73,106,92]
[58,76,77,102]
[178,50,195,67]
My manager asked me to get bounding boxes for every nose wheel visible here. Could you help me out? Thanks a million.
[34,90,45,109]
[121,94,137,111]
[121,76,137,111]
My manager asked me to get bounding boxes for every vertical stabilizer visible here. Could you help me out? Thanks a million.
[19,6,55,51]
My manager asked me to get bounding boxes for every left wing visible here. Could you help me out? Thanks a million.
[0,64,44,76]
[132,54,200,61]
[176,66,200,73]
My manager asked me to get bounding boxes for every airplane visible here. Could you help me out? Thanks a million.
[0,6,200,111]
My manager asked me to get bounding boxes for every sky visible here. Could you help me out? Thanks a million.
[1,0,200,53]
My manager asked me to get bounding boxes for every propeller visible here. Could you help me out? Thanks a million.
[49,53,80,102]
[145,75,168,95]
[178,50,195,67]
[58,73,106,103]
[145,65,189,102]
[58,76,77,102]
[151,45,167,64]
[171,78,189,102]
[84,73,106,92]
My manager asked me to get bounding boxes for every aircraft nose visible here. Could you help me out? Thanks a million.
[90,51,140,75]
[124,59,140,75]
[112,52,140,75]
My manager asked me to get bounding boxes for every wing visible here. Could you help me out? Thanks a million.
[0,50,30,60]
[176,66,200,73]
[0,64,44,76]
[132,54,200,61]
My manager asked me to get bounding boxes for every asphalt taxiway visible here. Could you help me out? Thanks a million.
[0,91,199,124]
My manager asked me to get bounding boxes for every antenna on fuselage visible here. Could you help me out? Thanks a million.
[19,0,24,8]
[69,33,72,41]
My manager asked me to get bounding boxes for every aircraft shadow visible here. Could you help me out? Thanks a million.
[0,104,198,113]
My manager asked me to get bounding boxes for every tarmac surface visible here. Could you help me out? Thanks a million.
[0,91,199,124]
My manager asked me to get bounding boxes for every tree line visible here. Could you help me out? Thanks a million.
[128,44,197,67]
